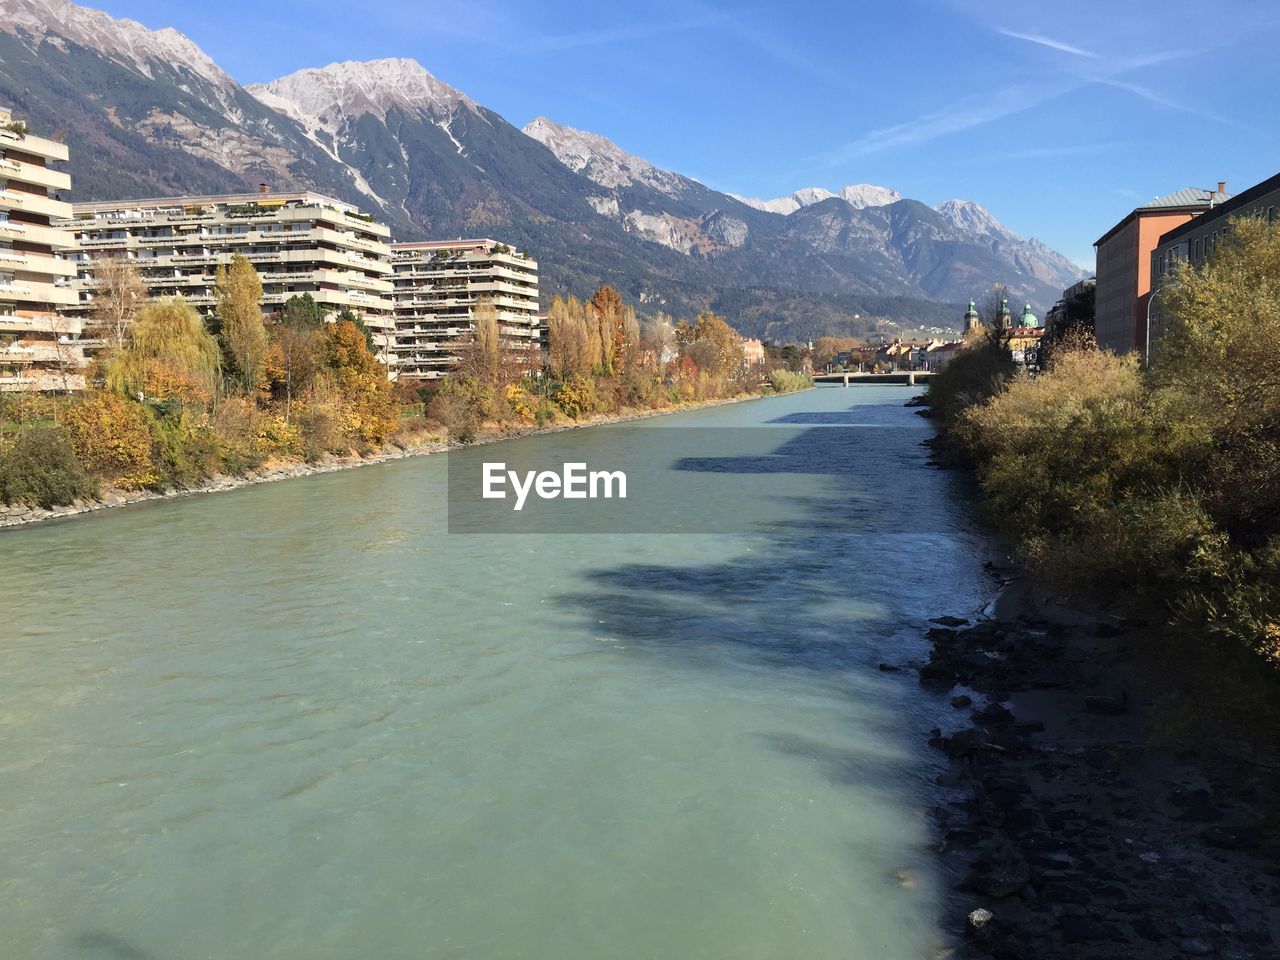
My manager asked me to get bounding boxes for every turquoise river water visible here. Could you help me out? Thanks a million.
[1,385,994,959]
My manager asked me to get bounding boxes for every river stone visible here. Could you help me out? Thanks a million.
[918,662,957,687]
[972,703,1014,726]
[1201,823,1262,850]
[966,907,995,938]
[931,616,970,627]
[972,861,1030,899]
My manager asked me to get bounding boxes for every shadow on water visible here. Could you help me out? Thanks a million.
[72,932,158,960]
[551,397,992,933]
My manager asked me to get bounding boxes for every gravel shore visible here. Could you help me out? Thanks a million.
[918,578,1280,960]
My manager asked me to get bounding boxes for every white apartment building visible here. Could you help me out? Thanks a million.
[390,239,540,379]
[0,107,82,392]
[61,189,396,364]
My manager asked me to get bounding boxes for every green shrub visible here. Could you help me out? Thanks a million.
[151,412,224,488]
[0,428,95,508]
[926,330,1017,444]
[766,369,811,393]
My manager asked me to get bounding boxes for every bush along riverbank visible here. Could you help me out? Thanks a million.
[0,264,809,527]
[0,391,787,528]
[927,217,1280,729]
[913,216,1280,957]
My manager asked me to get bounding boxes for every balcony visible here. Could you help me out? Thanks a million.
[0,278,80,306]
[0,127,69,163]
[0,155,72,192]
[0,342,85,364]
[0,370,86,392]
[8,253,78,277]
[0,218,75,248]
[0,189,72,220]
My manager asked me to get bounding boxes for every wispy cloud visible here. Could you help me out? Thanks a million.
[996,27,1098,59]
[817,82,1071,164]
[1088,75,1233,124]
[817,13,1228,165]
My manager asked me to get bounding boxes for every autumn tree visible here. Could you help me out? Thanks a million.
[267,316,323,423]
[336,307,377,353]
[460,297,502,382]
[61,391,155,487]
[546,295,603,378]
[811,336,862,370]
[87,257,147,349]
[323,319,396,446]
[676,311,746,380]
[215,254,267,394]
[639,312,676,370]
[591,284,624,375]
[104,297,221,402]
[1155,216,1280,541]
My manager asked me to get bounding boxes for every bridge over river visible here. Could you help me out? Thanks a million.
[812,370,936,385]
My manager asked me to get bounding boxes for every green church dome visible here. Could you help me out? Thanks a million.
[1018,303,1038,328]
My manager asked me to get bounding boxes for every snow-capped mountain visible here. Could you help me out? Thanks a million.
[0,0,1086,336]
[0,0,233,92]
[249,59,476,144]
[934,198,1018,241]
[523,117,691,198]
[735,184,903,215]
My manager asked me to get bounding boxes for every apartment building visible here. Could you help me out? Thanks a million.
[390,239,540,379]
[0,107,82,392]
[1148,171,1280,360]
[62,189,396,362]
[1093,185,1229,358]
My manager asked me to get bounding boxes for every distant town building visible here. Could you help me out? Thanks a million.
[0,106,81,393]
[1043,276,1095,339]
[390,239,540,380]
[996,294,1013,329]
[927,340,963,369]
[1149,171,1280,359]
[741,337,765,366]
[61,189,396,364]
[1093,185,1230,358]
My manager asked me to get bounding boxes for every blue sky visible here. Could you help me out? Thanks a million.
[97,0,1278,267]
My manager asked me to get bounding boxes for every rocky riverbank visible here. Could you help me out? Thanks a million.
[914,580,1280,960]
[1,390,786,530]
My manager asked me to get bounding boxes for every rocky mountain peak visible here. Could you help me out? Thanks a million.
[523,116,687,197]
[248,58,475,138]
[933,199,1016,241]
[0,0,233,91]
[732,183,901,215]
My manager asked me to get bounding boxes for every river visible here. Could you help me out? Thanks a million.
[1,385,994,959]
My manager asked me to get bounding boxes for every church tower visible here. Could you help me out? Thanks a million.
[963,299,980,334]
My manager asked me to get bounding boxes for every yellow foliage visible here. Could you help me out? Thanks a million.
[61,391,155,487]
[505,383,537,422]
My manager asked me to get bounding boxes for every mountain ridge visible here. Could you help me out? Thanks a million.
[0,0,1085,338]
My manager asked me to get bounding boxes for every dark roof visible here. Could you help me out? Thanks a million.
[1094,186,1230,248]
[1156,170,1280,248]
